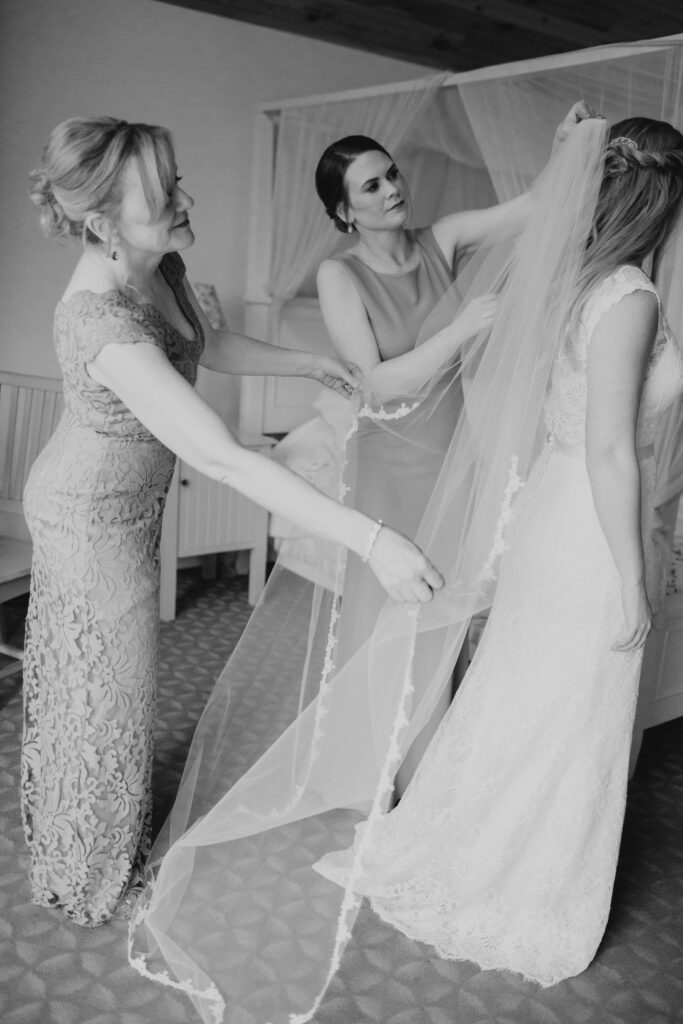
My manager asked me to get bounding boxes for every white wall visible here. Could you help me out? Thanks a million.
[0,0,428,421]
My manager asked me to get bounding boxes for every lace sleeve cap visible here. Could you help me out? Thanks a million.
[64,293,165,364]
[581,266,659,352]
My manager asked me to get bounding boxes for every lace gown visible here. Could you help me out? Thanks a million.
[316,265,683,984]
[21,252,203,927]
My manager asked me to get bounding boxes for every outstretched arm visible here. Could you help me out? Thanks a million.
[183,277,357,397]
[87,341,442,603]
[431,101,595,267]
[317,260,496,400]
[431,192,531,267]
[585,287,659,651]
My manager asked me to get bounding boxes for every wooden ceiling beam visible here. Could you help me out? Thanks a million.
[156,0,683,72]
[158,0,467,68]
[399,0,611,46]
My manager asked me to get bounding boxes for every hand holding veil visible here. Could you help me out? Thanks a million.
[128,117,608,1024]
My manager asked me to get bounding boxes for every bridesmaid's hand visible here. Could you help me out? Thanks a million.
[450,294,498,346]
[553,101,602,150]
[368,526,444,604]
[612,582,652,652]
[307,354,361,399]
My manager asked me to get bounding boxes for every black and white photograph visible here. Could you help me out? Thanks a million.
[1,3,682,1023]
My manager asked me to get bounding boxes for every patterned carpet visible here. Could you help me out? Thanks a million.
[0,567,682,1024]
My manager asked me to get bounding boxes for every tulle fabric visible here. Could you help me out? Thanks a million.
[128,120,608,1023]
[313,263,683,987]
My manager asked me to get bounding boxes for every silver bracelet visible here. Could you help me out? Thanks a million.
[361,518,383,562]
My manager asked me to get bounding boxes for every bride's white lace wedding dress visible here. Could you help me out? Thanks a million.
[315,265,683,986]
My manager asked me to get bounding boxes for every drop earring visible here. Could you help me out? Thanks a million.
[111,250,119,261]
[347,223,354,234]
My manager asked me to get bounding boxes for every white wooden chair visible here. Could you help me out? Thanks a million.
[159,434,274,619]
[0,371,63,678]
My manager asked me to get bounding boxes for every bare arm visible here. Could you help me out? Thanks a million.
[431,192,531,267]
[87,341,442,602]
[181,277,357,396]
[317,260,496,400]
[585,288,659,651]
[431,101,595,267]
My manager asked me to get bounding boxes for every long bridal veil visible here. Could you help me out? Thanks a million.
[128,119,615,1023]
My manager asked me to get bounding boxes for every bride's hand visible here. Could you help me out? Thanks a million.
[307,354,360,399]
[612,582,652,652]
[451,294,498,345]
[368,526,444,604]
[553,101,601,149]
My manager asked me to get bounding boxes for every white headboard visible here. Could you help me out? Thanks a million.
[240,297,335,437]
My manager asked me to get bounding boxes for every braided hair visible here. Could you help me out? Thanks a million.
[573,116,683,315]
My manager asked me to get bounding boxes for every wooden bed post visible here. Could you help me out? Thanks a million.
[240,109,275,438]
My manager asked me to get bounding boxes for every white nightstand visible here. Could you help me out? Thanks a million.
[159,434,274,619]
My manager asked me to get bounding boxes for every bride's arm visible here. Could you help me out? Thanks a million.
[585,288,659,651]
[431,101,595,267]
[317,260,496,400]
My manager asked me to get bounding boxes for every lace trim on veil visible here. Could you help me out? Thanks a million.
[128,118,611,1022]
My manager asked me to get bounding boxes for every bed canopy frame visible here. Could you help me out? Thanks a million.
[239,34,683,758]
[240,32,683,437]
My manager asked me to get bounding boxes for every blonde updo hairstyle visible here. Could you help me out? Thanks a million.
[30,116,176,249]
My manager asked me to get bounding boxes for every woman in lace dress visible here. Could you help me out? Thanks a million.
[22,117,444,928]
[316,118,683,984]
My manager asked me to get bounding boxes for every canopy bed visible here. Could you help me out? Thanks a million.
[238,34,683,758]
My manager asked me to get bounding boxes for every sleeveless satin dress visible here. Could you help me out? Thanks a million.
[331,227,464,790]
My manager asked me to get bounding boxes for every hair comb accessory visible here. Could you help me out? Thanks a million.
[611,136,639,150]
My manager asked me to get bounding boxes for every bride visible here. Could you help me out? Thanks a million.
[315,114,683,985]
[129,114,683,1020]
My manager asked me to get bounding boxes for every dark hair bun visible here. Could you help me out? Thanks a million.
[315,135,391,233]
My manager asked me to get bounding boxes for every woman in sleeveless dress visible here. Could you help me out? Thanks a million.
[22,117,445,928]
[313,117,581,790]
[316,117,683,984]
